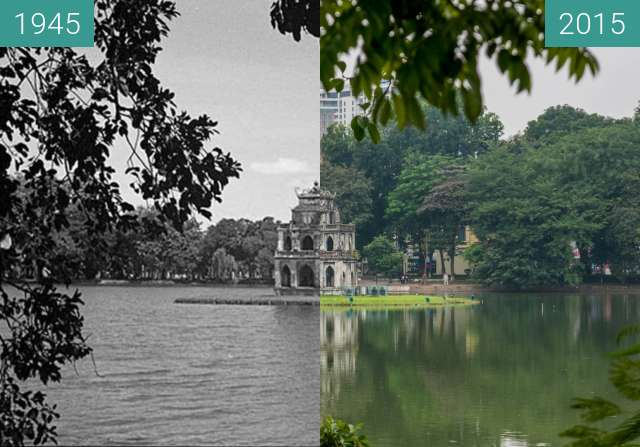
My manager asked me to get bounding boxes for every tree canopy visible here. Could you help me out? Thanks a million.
[322,101,502,250]
[362,235,403,277]
[467,116,640,287]
[322,101,640,286]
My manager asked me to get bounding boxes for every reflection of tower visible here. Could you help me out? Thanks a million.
[321,312,359,400]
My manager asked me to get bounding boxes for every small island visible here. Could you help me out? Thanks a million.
[320,294,479,308]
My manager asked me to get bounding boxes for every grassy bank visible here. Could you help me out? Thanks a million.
[320,294,478,308]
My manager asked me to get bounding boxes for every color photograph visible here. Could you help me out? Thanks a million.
[1,1,319,445]
[319,2,640,446]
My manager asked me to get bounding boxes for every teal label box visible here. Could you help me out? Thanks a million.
[0,0,94,47]
[546,0,640,47]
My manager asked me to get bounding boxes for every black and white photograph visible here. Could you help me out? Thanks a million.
[0,1,319,445]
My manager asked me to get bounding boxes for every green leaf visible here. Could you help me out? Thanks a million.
[367,122,381,144]
[379,98,392,126]
[351,116,366,141]
[462,87,482,122]
[392,93,406,128]
[570,397,621,423]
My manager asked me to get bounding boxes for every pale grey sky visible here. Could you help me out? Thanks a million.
[480,48,640,136]
[343,47,640,137]
[110,0,319,223]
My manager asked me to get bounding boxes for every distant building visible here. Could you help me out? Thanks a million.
[432,226,479,277]
[320,80,392,136]
[274,182,359,295]
[402,226,479,278]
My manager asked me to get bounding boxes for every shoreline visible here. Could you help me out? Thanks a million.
[175,295,318,306]
[320,295,478,309]
[11,279,275,288]
[404,283,640,296]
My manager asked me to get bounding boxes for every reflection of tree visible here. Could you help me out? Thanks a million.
[321,295,640,446]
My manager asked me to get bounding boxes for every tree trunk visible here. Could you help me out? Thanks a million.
[423,231,430,282]
[438,248,446,275]
[449,240,456,280]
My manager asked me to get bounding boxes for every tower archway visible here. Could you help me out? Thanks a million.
[299,264,315,287]
[281,265,291,287]
[326,266,335,288]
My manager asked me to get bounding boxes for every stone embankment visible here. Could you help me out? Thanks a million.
[397,282,640,296]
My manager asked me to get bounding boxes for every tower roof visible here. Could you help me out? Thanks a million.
[295,181,336,201]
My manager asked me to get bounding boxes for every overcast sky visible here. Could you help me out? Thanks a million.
[110,0,318,223]
[480,48,640,136]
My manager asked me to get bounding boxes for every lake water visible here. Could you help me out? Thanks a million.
[321,292,640,446]
[40,285,319,446]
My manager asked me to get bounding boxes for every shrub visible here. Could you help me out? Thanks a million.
[320,417,369,447]
[562,325,640,445]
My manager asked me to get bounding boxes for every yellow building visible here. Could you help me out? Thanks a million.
[433,226,479,277]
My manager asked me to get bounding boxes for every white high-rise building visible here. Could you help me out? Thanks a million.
[320,89,365,137]
[320,80,391,136]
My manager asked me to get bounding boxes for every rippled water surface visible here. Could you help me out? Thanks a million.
[321,292,640,447]
[43,286,319,446]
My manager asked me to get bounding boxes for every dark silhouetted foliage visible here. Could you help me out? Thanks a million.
[0,1,240,444]
[270,0,319,41]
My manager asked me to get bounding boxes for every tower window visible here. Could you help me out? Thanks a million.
[326,236,334,251]
[302,235,314,250]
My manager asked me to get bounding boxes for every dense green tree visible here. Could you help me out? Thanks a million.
[385,106,504,157]
[362,235,403,278]
[466,147,590,287]
[321,124,356,167]
[387,154,457,234]
[467,120,640,287]
[522,105,621,144]
[320,159,373,229]
[419,164,469,278]
[387,155,467,277]
[320,0,598,141]
[321,104,502,248]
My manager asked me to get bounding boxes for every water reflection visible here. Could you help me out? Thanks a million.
[321,293,640,446]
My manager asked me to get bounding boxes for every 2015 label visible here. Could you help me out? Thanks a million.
[545,0,640,47]
[559,12,625,36]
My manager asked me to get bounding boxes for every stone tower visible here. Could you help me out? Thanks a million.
[274,182,358,295]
